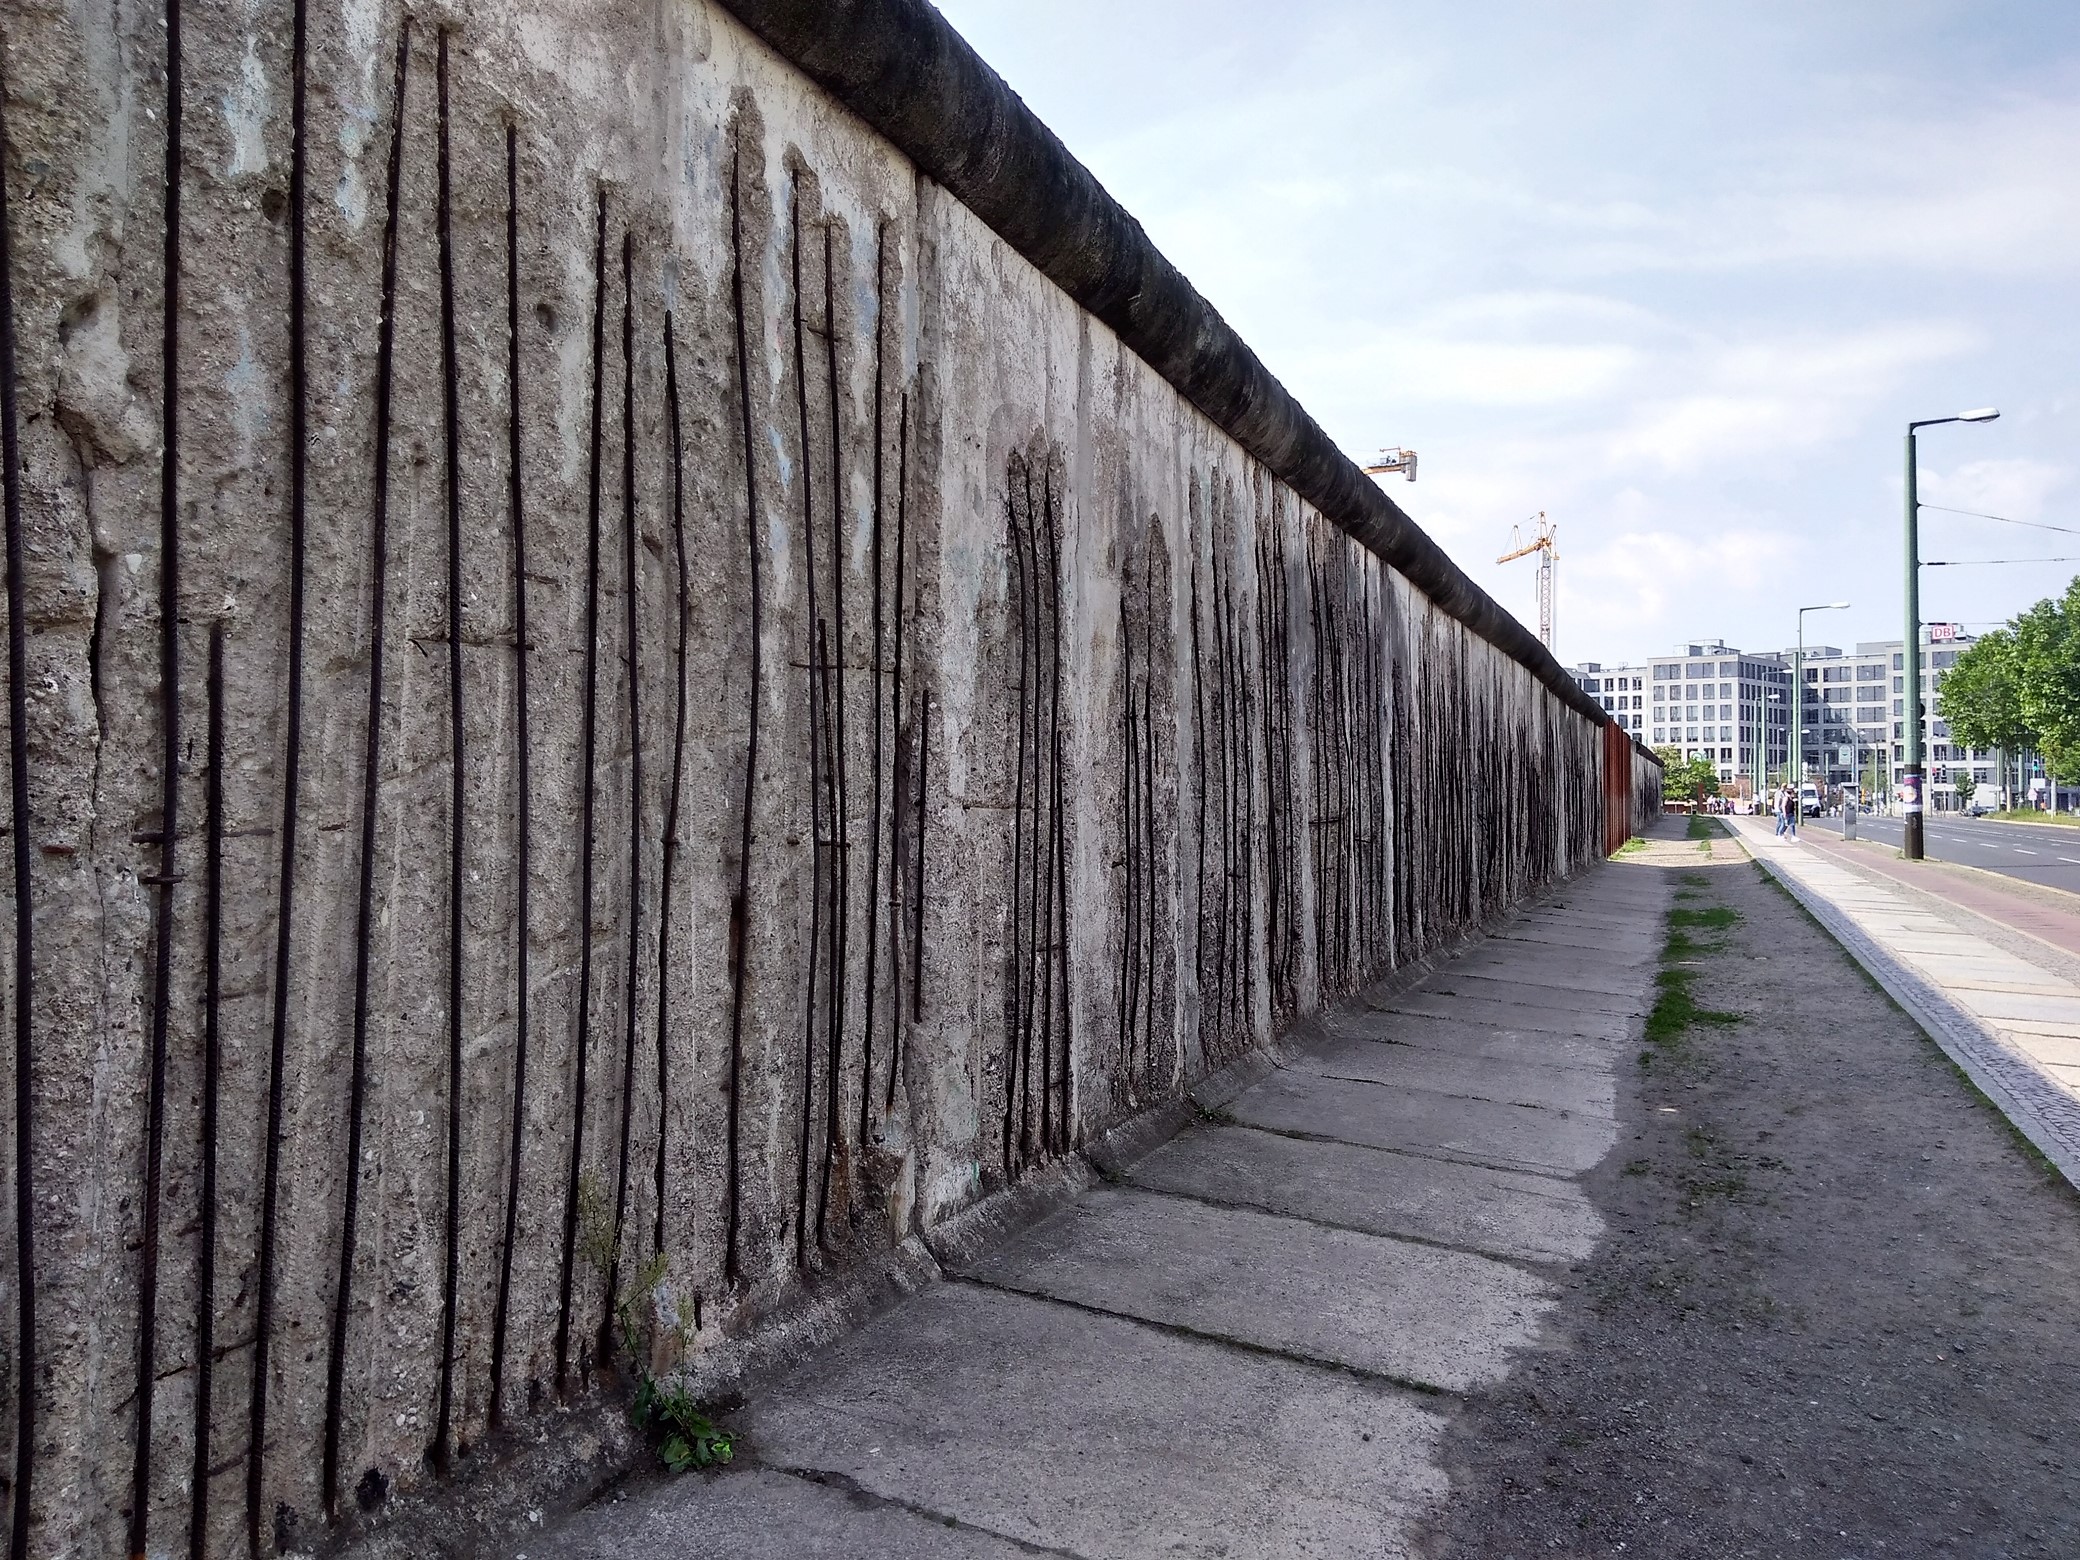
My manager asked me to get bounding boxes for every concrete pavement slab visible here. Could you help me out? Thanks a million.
[1321,1009,1618,1072]
[1377,990,1638,1041]
[1440,958,1653,1000]
[1226,1068,1620,1177]
[1948,988,2080,1026]
[531,1467,1040,1559]
[1433,971,1645,1016]
[1126,1123,1606,1265]
[733,1284,1448,1560]
[954,1185,1555,1392]
[1294,1031,1617,1117]
[1492,926,1658,959]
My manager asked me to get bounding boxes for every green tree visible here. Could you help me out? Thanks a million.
[1653,745,1721,805]
[1938,628,2030,757]
[2011,580,2080,779]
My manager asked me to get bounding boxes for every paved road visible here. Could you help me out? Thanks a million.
[1806,812,2080,895]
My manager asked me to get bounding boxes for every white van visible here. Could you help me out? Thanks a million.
[1799,783,1821,817]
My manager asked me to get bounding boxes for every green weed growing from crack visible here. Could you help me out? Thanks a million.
[577,1171,735,1474]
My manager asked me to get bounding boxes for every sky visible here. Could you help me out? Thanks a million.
[929,0,2080,666]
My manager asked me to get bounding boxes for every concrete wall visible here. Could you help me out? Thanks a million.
[0,1,1646,1552]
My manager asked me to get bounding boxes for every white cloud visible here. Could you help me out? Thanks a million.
[1919,458,2072,521]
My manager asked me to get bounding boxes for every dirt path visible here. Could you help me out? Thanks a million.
[1425,836,2080,1559]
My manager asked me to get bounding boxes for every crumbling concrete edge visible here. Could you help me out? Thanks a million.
[1738,840,2080,1194]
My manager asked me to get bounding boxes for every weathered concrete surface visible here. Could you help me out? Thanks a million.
[1322,1009,1617,1072]
[952,1184,1555,1391]
[516,1466,1040,1559]
[1125,1123,1606,1265]
[527,856,1666,1558]
[1294,1031,1617,1117]
[1225,1068,1621,1177]
[734,1284,1451,1560]
[0,0,1649,1551]
[1371,990,1636,1040]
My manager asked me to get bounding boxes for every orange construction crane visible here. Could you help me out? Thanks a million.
[1497,512,1557,652]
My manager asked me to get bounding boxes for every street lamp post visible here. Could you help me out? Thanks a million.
[1752,687,1783,804]
[1904,408,1999,859]
[1796,602,1850,809]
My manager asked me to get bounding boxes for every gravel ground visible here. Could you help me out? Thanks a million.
[1423,846,2080,1560]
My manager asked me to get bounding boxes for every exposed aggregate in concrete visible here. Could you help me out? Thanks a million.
[0,2,1656,1553]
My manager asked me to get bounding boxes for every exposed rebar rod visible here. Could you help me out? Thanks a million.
[655,316,691,1257]
[859,225,888,1149]
[605,230,643,1355]
[883,394,911,1109]
[326,15,411,1521]
[792,176,821,1272]
[487,116,532,1434]
[553,185,609,1397]
[1005,468,1032,1171]
[190,623,225,1560]
[722,143,761,1285]
[817,220,849,1246]
[248,0,310,1527]
[432,31,467,1475]
[132,0,185,1546]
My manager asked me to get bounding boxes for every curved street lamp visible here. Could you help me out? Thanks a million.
[1904,408,2000,858]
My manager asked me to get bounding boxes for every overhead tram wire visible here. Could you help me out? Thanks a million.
[1919,504,2080,537]
[1923,557,2080,567]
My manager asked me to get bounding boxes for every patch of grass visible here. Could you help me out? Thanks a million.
[1645,971,1743,1048]
[1645,895,1744,1051]
[1669,906,1740,931]
[1986,809,2080,827]
[1615,835,1648,856]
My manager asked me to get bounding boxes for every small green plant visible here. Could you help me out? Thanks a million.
[1615,836,1648,856]
[632,1372,734,1472]
[579,1173,735,1475]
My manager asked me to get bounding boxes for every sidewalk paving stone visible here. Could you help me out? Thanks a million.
[952,1184,1556,1392]
[1124,1124,1605,1265]
[1320,1008,1616,1073]
[1294,1031,1617,1117]
[1378,989,1638,1038]
[733,1284,1448,1560]
[1226,1067,1620,1177]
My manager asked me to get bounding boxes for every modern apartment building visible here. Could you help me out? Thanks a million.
[1572,642,1791,790]
[1570,629,1993,805]
[1570,659,1648,738]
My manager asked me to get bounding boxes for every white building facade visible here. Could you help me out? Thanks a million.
[1573,630,1999,806]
